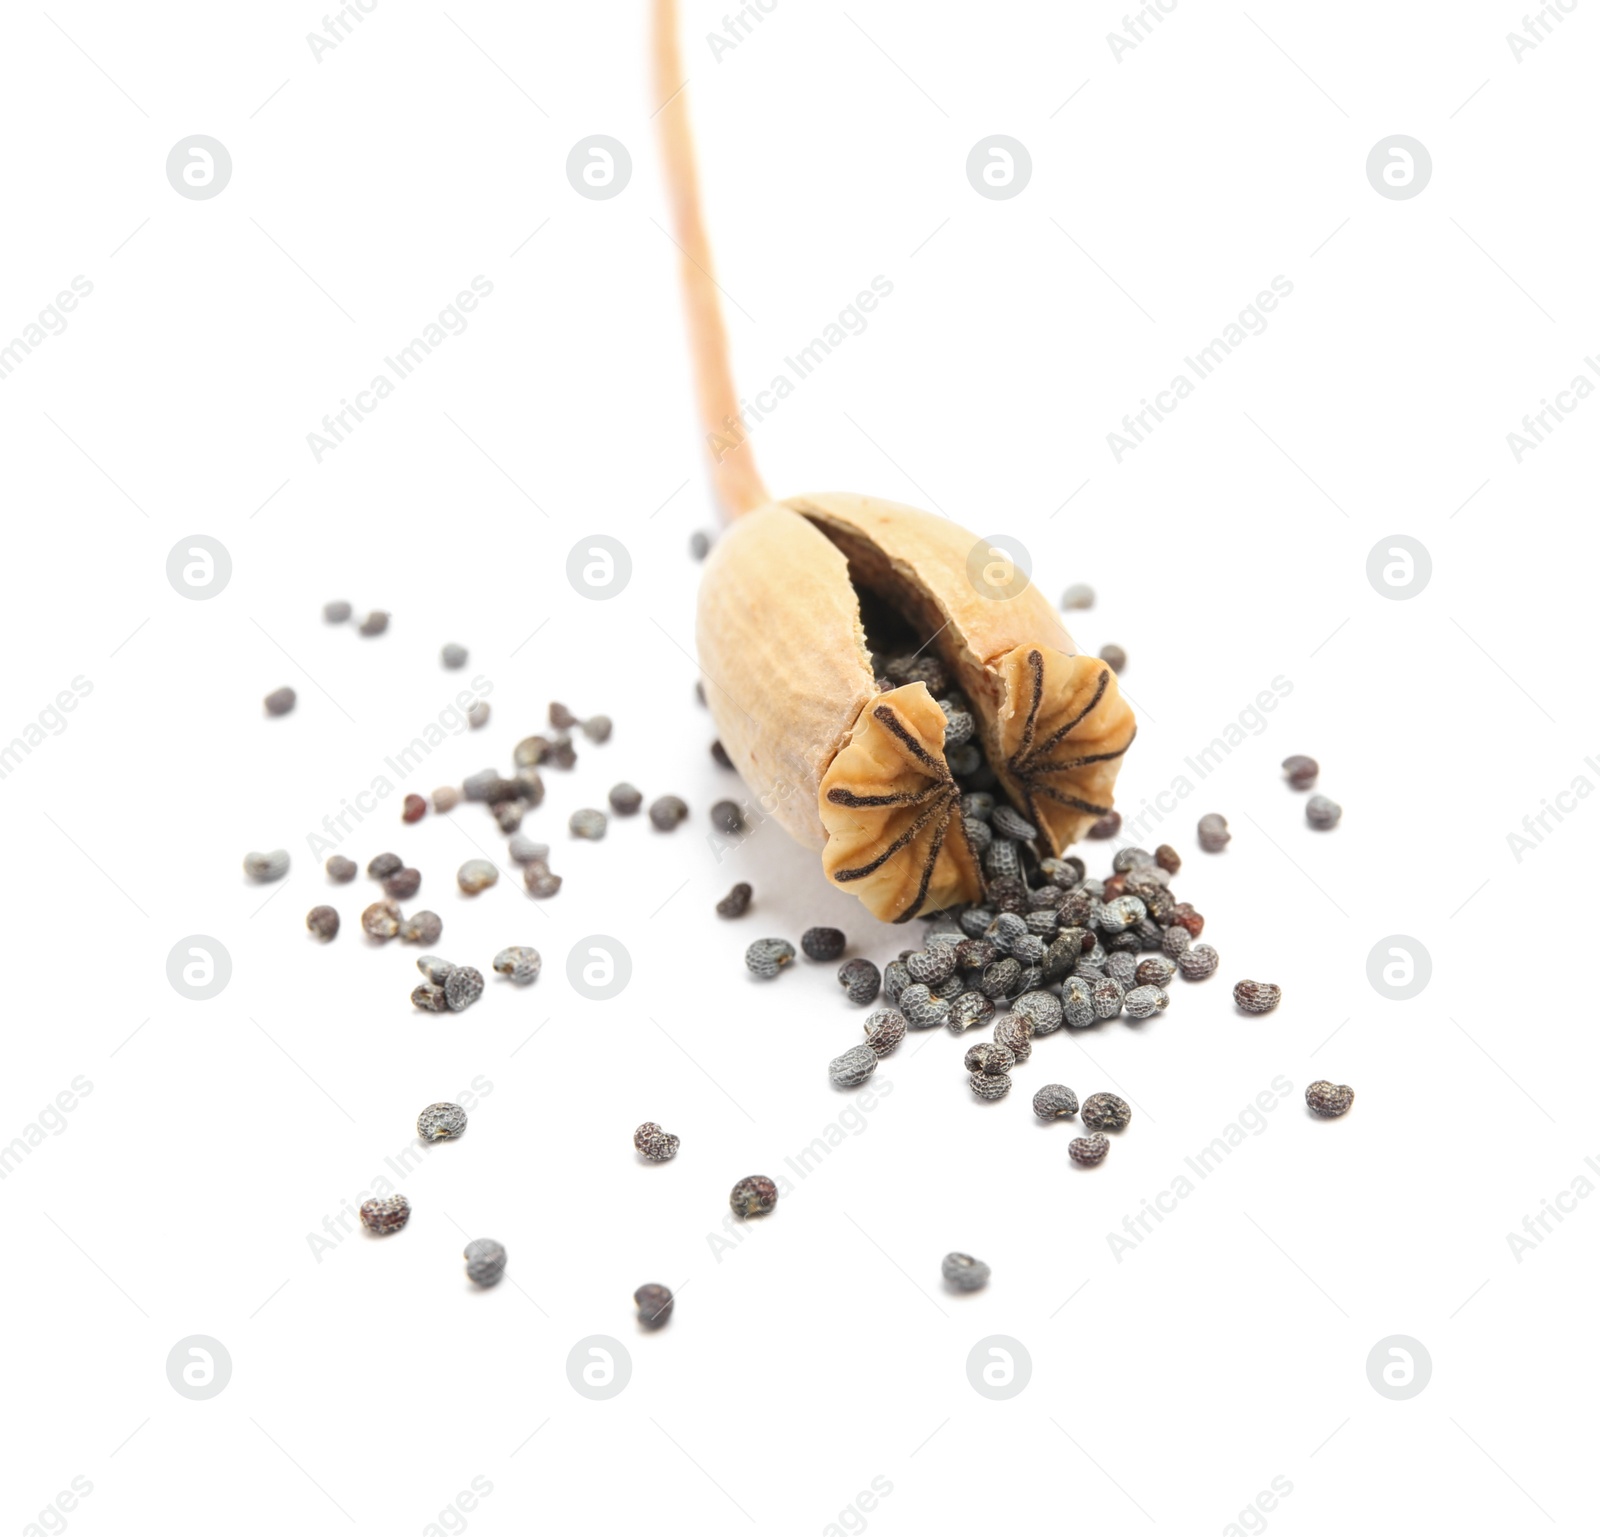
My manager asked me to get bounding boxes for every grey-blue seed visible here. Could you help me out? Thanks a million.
[1123,984,1169,1019]
[990,805,1037,842]
[947,991,995,1034]
[990,912,1029,951]
[1009,933,1045,965]
[1091,977,1125,1020]
[440,643,468,669]
[864,1010,907,1057]
[323,600,352,623]
[837,957,881,1004]
[898,983,950,1029]
[569,808,607,840]
[906,947,956,985]
[244,849,289,882]
[960,907,995,938]
[1306,794,1342,829]
[829,1043,879,1088]
[883,959,911,1004]
[1162,926,1192,959]
[946,744,981,777]
[411,982,448,1012]
[963,816,993,852]
[1014,991,1064,1036]
[746,938,796,979]
[942,1252,991,1291]
[961,793,996,820]
[1178,943,1220,980]
[464,1238,506,1286]
[493,946,541,985]
[417,1102,467,1140]
[993,1014,1032,1061]
[445,966,485,1011]
[416,955,455,985]
[1033,1083,1079,1120]
[1063,977,1096,1028]
[1106,953,1139,989]
[983,840,1022,880]
[941,706,974,748]
[969,1071,1011,1101]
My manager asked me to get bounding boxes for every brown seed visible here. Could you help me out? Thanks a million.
[358,611,389,637]
[1087,811,1122,839]
[264,686,296,716]
[549,702,580,730]
[1305,1080,1354,1117]
[359,1194,410,1233]
[1154,843,1181,874]
[729,1175,778,1217]
[1282,754,1319,790]
[634,1283,674,1328]
[1069,1133,1109,1166]
[306,905,339,940]
[402,793,427,824]
[1233,979,1282,1014]
[383,867,422,901]
[325,855,357,883]
[411,982,448,1012]
[1099,643,1127,674]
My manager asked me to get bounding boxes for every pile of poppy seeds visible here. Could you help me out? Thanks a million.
[249,602,1354,1312]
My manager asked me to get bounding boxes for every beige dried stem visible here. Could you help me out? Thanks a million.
[653,0,1135,921]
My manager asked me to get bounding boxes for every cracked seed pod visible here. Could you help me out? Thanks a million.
[696,496,1136,922]
[656,0,1135,923]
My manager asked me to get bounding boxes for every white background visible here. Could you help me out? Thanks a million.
[1,3,1595,1534]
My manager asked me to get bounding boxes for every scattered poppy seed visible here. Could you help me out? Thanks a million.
[964,1041,1015,1076]
[360,1194,410,1233]
[609,783,643,815]
[1161,926,1192,959]
[710,800,744,834]
[1123,984,1169,1019]
[634,1122,681,1161]
[745,938,795,979]
[384,867,422,901]
[729,1175,778,1217]
[716,883,753,918]
[457,860,499,894]
[244,849,289,882]
[507,835,548,866]
[440,643,468,669]
[582,715,613,744]
[492,946,541,985]
[864,1010,907,1056]
[993,1014,1032,1061]
[969,1070,1011,1101]
[1135,956,1176,988]
[1099,643,1127,674]
[942,1253,991,1291]
[1306,1081,1354,1118]
[1033,1083,1079,1120]
[549,702,580,730]
[837,956,881,1005]
[1060,582,1095,610]
[323,600,352,624]
[1178,944,1219,981]
[445,966,485,1011]
[1082,1092,1131,1131]
[411,983,448,1012]
[399,910,442,944]
[1282,754,1319,790]
[306,906,339,940]
[368,852,402,879]
[710,739,732,769]
[524,864,562,899]
[829,1043,879,1088]
[358,611,389,637]
[1069,1134,1109,1166]
[361,900,402,940]
[464,1238,506,1286]
[493,801,526,834]
[417,1102,467,1141]
[326,855,357,883]
[1154,844,1181,874]
[649,795,688,831]
[635,1283,675,1327]
[1233,979,1281,1014]
[690,529,711,560]
[466,701,490,730]
[801,927,846,962]
[1087,811,1122,839]
[1306,794,1342,829]
[402,793,427,824]
[416,955,455,985]
[264,686,296,716]
[569,809,608,840]
[1198,813,1231,852]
